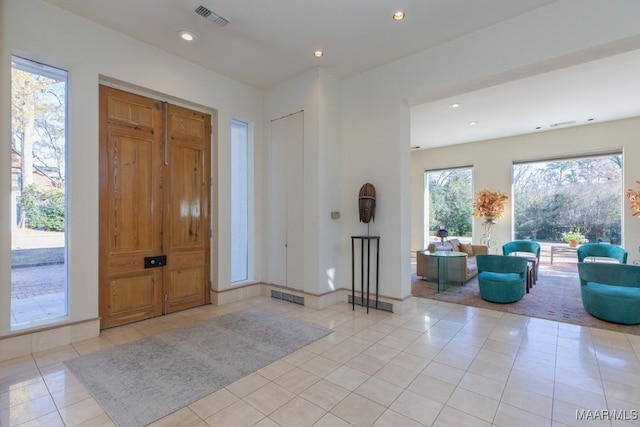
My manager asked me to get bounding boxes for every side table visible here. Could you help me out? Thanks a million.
[418,250,467,293]
[351,235,380,313]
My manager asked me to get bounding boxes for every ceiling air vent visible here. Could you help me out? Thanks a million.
[195,5,229,27]
[549,120,576,128]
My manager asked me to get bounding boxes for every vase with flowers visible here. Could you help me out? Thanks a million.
[472,189,509,252]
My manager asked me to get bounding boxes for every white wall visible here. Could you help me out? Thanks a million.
[263,69,342,295]
[411,117,640,263]
[1,0,263,336]
[339,0,640,301]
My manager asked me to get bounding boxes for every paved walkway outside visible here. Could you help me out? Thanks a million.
[11,229,66,326]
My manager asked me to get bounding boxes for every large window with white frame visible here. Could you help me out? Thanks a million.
[11,56,68,328]
[424,167,474,246]
[231,119,251,283]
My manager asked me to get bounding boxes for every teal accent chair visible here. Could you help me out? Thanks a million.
[577,243,628,264]
[502,240,541,282]
[476,254,528,303]
[578,262,640,324]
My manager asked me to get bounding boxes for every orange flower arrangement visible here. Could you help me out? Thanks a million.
[473,189,509,220]
[627,180,640,217]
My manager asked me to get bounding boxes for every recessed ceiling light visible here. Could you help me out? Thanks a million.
[313,50,323,58]
[393,11,405,21]
[178,30,196,42]
[449,103,460,109]
[469,121,478,126]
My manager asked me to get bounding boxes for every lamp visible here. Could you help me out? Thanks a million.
[436,226,448,243]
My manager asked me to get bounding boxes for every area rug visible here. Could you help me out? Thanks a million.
[412,263,640,335]
[65,307,332,427]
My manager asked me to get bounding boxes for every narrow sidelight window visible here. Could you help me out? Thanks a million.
[231,119,250,283]
[11,56,68,328]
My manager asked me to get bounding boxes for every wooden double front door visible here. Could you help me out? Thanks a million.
[99,86,211,329]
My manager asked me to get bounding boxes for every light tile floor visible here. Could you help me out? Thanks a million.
[1,296,640,426]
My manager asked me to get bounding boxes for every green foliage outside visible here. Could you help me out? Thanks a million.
[20,185,65,231]
[513,155,621,244]
[427,168,473,237]
[426,155,622,244]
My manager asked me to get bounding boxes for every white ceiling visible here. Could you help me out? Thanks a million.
[42,0,640,148]
[410,49,640,149]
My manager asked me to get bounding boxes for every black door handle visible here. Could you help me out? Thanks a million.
[144,255,167,268]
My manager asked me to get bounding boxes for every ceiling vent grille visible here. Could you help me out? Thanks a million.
[195,5,229,27]
[549,120,576,128]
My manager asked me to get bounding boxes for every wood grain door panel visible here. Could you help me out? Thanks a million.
[164,104,211,313]
[99,86,211,328]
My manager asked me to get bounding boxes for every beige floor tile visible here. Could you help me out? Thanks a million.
[33,346,79,369]
[507,371,555,397]
[345,353,387,375]
[474,348,516,369]
[226,372,270,398]
[432,405,491,427]
[388,351,429,372]
[204,400,265,427]
[273,367,320,394]
[354,376,403,407]
[281,348,315,366]
[76,413,117,427]
[268,396,326,427]
[421,360,465,385]
[388,389,443,426]
[255,359,295,381]
[554,368,606,395]
[372,409,424,427]
[17,410,66,427]
[500,383,553,419]
[58,397,105,426]
[252,417,281,427]
[299,379,350,411]
[314,412,354,427]
[331,393,386,427]
[244,382,295,415]
[603,380,640,406]
[407,373,455,404]
[446,388,499,423]
[326,365,370,391]
[50,383,91,409]
[553,382,607,410]
[467,358,512,383]
[0,380,49,409]
[433,349,475,371]
[188,388,238,419]
[299,355,342,378]
[373,362,419,388]
[2,395,57,426]
[6,297,640,427]
[552,399,611,427]
[147,407,201,427]
[458,371,506,400]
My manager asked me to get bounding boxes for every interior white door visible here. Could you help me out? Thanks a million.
[269,111,304,290]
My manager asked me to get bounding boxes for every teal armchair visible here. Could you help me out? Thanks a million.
[502,240,541,282]
[578,262,640,324]
[476,254,528,303]
[577,243,628,264]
